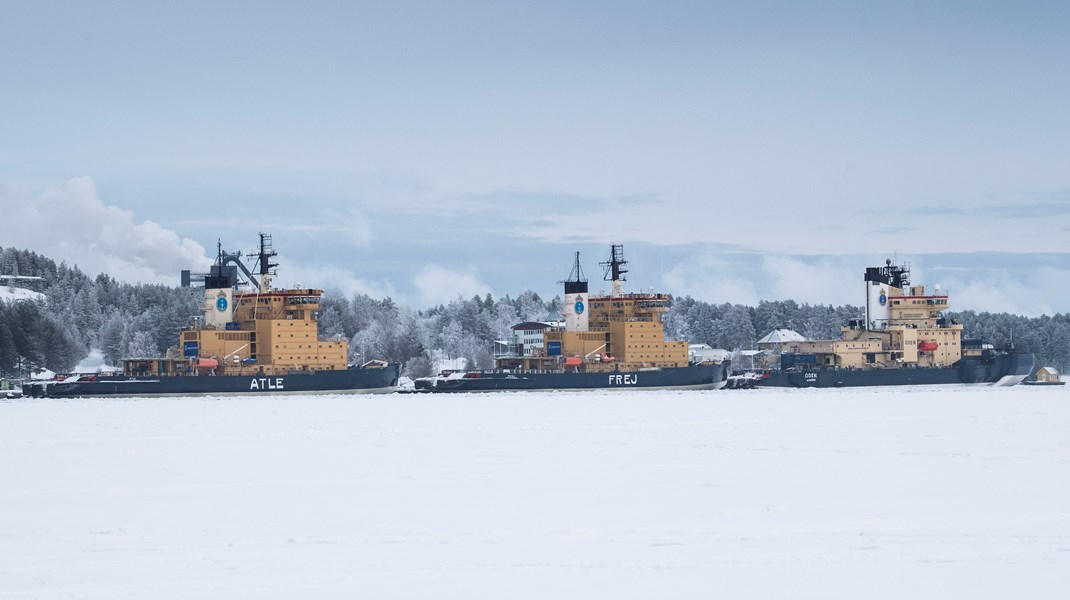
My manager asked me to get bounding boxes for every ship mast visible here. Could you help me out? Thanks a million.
[565,251,586,287]
[600,244,628,298]
[252,233,278,293]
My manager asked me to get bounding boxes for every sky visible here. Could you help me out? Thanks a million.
[1,1,1068,316]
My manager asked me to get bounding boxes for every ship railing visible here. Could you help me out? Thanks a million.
[596,292,672,301]
[548,325,611,332]
[599,316,655,323]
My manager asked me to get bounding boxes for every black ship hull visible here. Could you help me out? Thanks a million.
[423,362,728,392]
[23,364,401,398]
[756,352,1035,388]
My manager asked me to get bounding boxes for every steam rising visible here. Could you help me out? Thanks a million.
[4,177,212,282]
[413,264,491,307]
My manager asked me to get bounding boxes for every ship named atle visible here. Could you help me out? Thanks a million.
[24,234,399,398]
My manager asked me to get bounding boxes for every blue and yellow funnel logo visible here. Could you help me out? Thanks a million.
[879,289,887,307]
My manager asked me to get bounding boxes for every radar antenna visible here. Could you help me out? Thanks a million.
[247,233,278,292]
[253,233,279,276]
[600,244,628,297]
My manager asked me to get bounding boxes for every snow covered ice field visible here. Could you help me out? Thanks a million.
[1,386,1067,599]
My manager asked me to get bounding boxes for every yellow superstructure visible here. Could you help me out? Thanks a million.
[121,234,349,378]
[759,260,984,371]
[496,246,694,373]
[124,288,348,378]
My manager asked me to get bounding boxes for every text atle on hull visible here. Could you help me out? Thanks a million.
[24,234,399,398]
[755,260,1035,388]
[425,246,728,392]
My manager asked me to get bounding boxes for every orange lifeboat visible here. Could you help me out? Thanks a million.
[563,356,583,366]
[918,341,939,351]
[195,358,219,369]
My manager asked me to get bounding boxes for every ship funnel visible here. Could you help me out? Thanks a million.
[863,259,908,330]
[562,252,589,332]
[203,287,234,328]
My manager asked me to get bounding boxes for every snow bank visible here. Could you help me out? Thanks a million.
[0,285,44,303]
[1,385,1067,599]
[29,368,55,380]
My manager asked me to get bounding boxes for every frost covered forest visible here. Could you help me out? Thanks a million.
[2,246,1069,378]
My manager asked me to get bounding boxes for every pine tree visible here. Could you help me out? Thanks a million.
[99,312,126,365]
[392,311,426,365]
[0,315,16,376]
[10,302,44,374]
[0,248,19,277]
[714,305,757,351]
[40,318,81,373]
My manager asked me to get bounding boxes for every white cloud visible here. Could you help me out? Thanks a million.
[4,177,212,283]
[413,264,492,307]
[281,262,397,300]
[942,268,1065,317]
[759,256,860,306]
[662,254,865,307]
[661,255,760,305]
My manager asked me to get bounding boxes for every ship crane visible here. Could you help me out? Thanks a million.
[181,240,260,289]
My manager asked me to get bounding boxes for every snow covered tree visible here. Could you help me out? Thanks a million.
[438,319,464,360]
[458,333,493,370]
[514,291,547,322]
[0,248,19,277]
[126,331,158,358]
[390,310,426,366]
[714,304,756,351]
[99,312,126,366]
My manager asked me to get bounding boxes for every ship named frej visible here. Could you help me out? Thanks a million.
[424,245,728,392]
[24,234,400,398]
